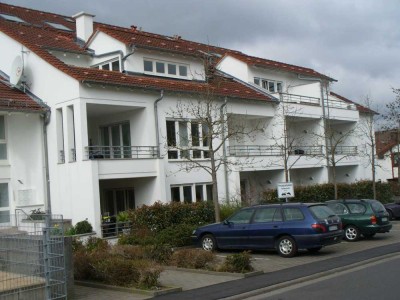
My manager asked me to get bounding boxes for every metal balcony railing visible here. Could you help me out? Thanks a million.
[325,99,357,110]
[101,220,132,238]
[85,146,158,160]
[228,145,283,156]
[327,145,358,155]
[280,93,320,105]
[58,150,65,164]
[70,148,76,162]
[288,145,324,155]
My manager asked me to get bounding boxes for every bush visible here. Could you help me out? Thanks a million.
[220,202,242,220]
[129,201,214,233]
[219,251,253,273]
[143,244,173,264]
[74,219,93,234]
[171,248,216,269]
[154,223,197,247]
[118,228,157,246]
[261,181,393,203]
[85,237,109,252]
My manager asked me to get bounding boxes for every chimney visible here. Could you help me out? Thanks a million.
[72,12,95,42]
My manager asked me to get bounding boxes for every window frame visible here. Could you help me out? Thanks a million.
[0,182,10,224]
[143,58,189,79]
[0,116,7,161]
[254,77,283,93]
[92,59,121,72]
[170,183,213,203]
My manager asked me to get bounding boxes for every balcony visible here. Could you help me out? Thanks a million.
[228,145,283,157]
[281,93,320,106]
[326,99,357,110]
[85,146,158,160]
[327,145,358,156]
[288,146,323,156]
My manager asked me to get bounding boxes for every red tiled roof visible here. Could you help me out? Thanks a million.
[330,92,376,114]
[0,76,47,112]
[375,130,399,157]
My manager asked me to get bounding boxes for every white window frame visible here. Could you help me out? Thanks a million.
[254,77,283,93]
[166,119,209,160]
[0,116,7,161]
[0,182,10,224]
[170,183,213,203]
[143,58,189,79]
[92,58,121,72]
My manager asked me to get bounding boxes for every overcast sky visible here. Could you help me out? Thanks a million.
[2,0,399,111]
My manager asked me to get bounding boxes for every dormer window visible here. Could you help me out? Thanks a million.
[144,59,188,79]
[93,59,120,72]
[254,77,283,93]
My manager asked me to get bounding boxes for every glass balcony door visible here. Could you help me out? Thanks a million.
[100,123,131,158]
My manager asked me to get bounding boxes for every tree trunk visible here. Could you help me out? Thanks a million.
[210,151,220,222]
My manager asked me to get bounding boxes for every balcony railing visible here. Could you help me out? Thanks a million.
[325,99,357,110]
[70,148,76,162]
[228,145,283,156]
[281,93,320,106]
[327,145,358,155]
[85,146,158,160]
[288,145,323,155]
[58,150,65,164]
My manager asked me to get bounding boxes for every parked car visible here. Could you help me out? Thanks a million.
[383,202,400,220]
[326,199,392,242]
[192,203,343,258]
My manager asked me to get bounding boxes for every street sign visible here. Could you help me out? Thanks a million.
[277,182,294,199]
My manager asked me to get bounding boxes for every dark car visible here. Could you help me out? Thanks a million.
[384,202,400,220]
[326,199,392,242]
[192,203,343,258]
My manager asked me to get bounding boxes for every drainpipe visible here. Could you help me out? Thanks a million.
[154,90,164,157]
[220,97,229,202]
[42,109,52,215]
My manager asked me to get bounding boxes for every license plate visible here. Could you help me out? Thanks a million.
[382,217,388,222]
[329,225,338,231]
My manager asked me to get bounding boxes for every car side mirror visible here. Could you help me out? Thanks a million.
[223,219,230,225]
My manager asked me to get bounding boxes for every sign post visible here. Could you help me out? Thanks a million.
[277,182,294,203]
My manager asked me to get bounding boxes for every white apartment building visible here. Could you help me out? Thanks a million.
[0,3,375,235]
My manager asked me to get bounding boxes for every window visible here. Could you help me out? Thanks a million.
[100,122,131,158]
[166,120,209,159]
[101,188,135,217]
[228,209,255,224]
[0,183,9,223]
[283,208,304,221]
[56,108,64,163]
[45,21,72,31]
[95,60,120,72]
[327,203,349,215]
[347,203,366,214]
[0,14,25,23]
[254,207,282,223]
[0,116,6,160]
[143,59,189,79]
[171,183,213,203]
[254,77,283,93]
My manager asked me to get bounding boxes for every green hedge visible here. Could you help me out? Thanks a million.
[261,181,393,203]
[128,201,215,233]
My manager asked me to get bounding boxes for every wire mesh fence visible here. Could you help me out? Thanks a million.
[0,212,67,299]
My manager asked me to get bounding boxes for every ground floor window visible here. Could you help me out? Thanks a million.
[101,188,135,218]
[0,183,9,223]
[171,183,213,203]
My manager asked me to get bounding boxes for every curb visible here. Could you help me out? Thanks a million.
[222,252,400,300]
[164,266,263,278]
[74,280,182,297]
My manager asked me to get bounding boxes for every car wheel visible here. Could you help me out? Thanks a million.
[344,225,360,242]
[387,210,394,221]
[201,234,217,251]
[363,233,376,239]
[307,247,322,253]
[277,236,297,258]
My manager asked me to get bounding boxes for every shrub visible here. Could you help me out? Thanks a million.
[220,202,242,220]
[143,244,173,264]
[171,248,216,269]
[154,223,197,247]
[85,237,109,252]
[65,226,77,236]
[118,228,156,246]
[219,251,253,273]
[136,261,163,289]
[74,219,93,234]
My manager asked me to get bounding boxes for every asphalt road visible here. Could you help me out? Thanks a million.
[247,254,400,300]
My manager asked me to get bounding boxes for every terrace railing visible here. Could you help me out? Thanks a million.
[327,145,358,155]
[85,146,158,160]
[280,93,320,106]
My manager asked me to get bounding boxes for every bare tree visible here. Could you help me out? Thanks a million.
[356,95,379,199]
[165,77,264,222]
[382,88,400,183]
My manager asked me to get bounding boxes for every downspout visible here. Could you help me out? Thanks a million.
[42,109,52,215]
[154,90,164,157]
[220,97,229,202]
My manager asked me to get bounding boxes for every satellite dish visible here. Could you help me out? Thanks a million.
[10,56,24,87]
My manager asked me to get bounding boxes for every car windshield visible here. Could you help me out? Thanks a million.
[309,205,336,219]
[370,200,386,213]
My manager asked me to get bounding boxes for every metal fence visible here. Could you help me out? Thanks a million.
[0,212,66,299]
[101,220,132,238]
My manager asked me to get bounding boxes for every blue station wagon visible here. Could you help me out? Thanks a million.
[192,203,343,257]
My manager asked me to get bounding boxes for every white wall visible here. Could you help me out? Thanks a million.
[217,55,249,82]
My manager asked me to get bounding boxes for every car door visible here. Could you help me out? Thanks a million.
[215,208,255,249]
[247,207,283,249]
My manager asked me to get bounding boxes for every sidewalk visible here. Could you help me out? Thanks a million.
[73,222,400,299]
